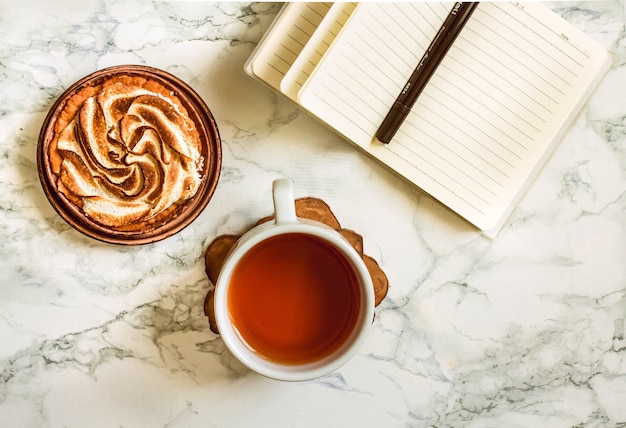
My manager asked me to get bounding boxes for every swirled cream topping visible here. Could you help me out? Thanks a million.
[49,75,204,228]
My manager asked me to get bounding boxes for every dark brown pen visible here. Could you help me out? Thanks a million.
[375,2,479,144]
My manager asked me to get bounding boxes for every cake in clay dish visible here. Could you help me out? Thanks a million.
[37,65,221,244]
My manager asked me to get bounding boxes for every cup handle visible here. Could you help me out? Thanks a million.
[272,179,298,225]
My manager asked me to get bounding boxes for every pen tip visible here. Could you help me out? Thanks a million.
[374,134,389,144]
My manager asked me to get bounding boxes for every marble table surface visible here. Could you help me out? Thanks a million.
[1,1,625,426]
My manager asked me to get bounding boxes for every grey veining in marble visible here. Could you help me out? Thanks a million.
[1,1,625,427]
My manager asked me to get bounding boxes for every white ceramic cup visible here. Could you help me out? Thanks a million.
[214,179,374,381]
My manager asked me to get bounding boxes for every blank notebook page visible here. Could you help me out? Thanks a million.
[299,2,611,231]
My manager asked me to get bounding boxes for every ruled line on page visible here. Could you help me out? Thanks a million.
[436,61,543,134]
[396,94,516,175]
[394,119,505,193]
[469,9,568,102]
[266,3,332,80]
[387,2,601,209]
[300,2,446,144]
[363,3,440,74]
[441,53,549,125]
[282,2,356,99]
[379,144,490,215]
[453,45,555,118]
[409,91,521,167]
[478,6,575,88]
[384,141,496,205]
[299,2,609,226]
[498,3,590,66]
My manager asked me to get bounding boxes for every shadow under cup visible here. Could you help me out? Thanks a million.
[214,224,374,381]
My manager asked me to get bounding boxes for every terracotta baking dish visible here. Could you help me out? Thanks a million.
[37,65,221,245]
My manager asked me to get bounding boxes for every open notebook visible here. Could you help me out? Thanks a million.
[245,2,612,238]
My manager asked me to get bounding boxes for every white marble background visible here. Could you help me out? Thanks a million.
[1,1,625,426]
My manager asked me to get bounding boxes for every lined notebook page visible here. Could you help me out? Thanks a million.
[299,2,611,232]
[282,2,357,100]
[246,2,332,90]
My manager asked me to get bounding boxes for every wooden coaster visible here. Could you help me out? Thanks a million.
[203,197,389,334]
